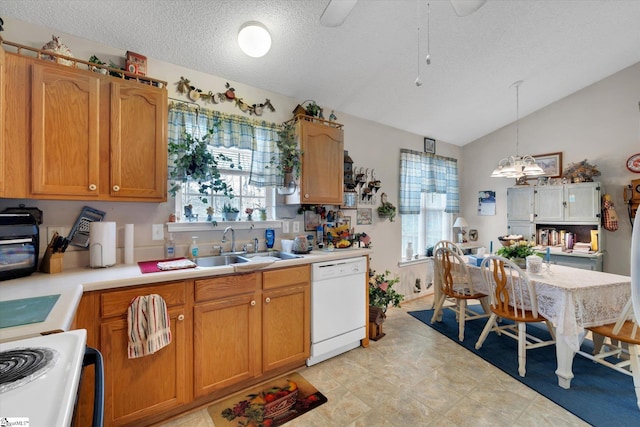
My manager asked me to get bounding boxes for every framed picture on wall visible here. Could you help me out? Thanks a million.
[531,152,563,178]
[356,208,372,225]
[424,137,436,154]
[304,210,321,231]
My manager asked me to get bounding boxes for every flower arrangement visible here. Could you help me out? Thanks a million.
[496,240,538,260]
[563,159,601,182]
[369,269,403,309]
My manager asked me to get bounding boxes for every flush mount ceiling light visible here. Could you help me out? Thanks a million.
[491,81,545,179]
[238,21,271,58]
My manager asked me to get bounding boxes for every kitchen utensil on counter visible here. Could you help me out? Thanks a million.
[281,239,294,253]
[293,236,309,254]
[68,206,106,248]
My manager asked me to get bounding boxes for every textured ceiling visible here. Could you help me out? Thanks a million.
[2,0,640,146]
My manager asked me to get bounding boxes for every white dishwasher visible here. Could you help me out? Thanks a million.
[307,256,367,366]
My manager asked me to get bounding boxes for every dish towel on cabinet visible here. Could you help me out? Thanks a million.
[127,294,172,359]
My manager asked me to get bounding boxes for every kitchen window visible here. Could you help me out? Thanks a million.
[399,149,459,257]
[168,103,281,221]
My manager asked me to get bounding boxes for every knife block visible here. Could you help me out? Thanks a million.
[40,248,64,274]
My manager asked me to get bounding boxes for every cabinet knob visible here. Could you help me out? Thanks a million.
[251,300,256,306]
[178,314,185,321]
[113,185,120,192]
[265,297,271,304]
[89,184,97,191]
[304,194,309,199]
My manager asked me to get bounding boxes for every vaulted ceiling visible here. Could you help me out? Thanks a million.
[3,0,639,146]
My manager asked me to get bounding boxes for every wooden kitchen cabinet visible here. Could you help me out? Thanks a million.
[2,48,167,202]
[287,115,344,204]
[193,273,261,397]
[75,281,191,427]
[0,44,5,196]
[262,265,310,372]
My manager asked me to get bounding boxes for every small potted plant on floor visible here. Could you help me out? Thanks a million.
[368,269,403,340]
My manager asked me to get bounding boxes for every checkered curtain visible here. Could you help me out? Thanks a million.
[399,149,459,214]
[168,103,281,187]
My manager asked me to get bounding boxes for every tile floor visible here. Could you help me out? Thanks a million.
[158,295,589,426]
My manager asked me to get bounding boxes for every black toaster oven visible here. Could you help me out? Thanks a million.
[0,213,40,281]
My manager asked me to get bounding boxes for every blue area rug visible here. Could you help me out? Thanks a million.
[409,308,640,426]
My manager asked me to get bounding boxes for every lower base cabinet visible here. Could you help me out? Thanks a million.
[74,266,310,427]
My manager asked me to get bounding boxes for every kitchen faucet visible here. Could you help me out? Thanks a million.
[222,227,236,253]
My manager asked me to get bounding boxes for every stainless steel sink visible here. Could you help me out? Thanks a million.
[241,251,302,261]
[195,254,250,267]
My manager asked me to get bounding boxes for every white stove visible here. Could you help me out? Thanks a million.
[0,329,87,426]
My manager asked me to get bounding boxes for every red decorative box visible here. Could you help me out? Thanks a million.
[126,51,147,76]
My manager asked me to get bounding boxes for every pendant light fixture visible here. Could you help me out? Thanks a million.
[490,81,545,178]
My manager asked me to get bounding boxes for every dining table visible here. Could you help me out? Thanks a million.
[462,260,632,389]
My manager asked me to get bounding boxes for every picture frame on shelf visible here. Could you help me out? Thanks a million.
[304,210,321,231]
[530,152,563,179]
[424,137,436,154]
[356,208,373,225]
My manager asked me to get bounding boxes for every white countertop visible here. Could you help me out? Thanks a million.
[0,248,371,342]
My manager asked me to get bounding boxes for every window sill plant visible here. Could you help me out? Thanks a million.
[222,203,240,221]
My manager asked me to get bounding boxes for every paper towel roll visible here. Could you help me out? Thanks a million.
[124,224,134,264]
[90,222,116,268]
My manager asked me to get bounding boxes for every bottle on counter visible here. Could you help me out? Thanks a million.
[189,236,199,259]
[265,228,275,249]
[406,242,414,260]
[165,233,175,259]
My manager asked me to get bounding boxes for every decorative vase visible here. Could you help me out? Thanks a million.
[259,209,267,221]
[512,257,526,269]
[222,212,239,221]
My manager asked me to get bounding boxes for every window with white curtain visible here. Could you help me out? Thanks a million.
[399,148,459,258]
[168,103,281,221]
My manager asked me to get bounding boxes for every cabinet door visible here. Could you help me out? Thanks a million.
[100,307,190,426]
[193,293,261,397]
[507,187,534,221]
[507,221,535,241]
[262,284,310,372]
[534,186,564,222]
[299,120,344,204]
[31,63,101,197]
[565,183,600,222]
[110,82,167,201]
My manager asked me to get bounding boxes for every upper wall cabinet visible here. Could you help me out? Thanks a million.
[534,182,601,223]
[2,43,168,202]
[0,45,5,196]
[286,115,344,205]
[507,186,534,222]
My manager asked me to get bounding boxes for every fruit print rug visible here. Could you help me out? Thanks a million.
[207,372,327,427]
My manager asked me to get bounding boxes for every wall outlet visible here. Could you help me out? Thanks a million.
[152,224,165,240]
[293,221,300,233]
[282,221,290,234]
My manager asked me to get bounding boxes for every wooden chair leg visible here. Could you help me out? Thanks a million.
[458,299,466,341]
[629,344,640,411]
[475,313,497,350]
[518,322,527,377]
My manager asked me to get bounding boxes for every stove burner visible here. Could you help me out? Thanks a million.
[0,347,59,393]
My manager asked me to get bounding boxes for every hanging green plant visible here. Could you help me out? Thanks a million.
[268,121,303,180]
[168,128,240,203]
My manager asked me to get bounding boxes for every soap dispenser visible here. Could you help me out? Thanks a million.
[189,236,199,259]
[165,233,176,259]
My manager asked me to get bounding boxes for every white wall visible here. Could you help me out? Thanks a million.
[461,63,640,275]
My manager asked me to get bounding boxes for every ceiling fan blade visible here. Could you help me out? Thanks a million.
[320,0,358,27]
[449,0,487,17]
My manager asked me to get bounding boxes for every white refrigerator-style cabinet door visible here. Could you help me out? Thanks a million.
[534,186,564,222]
[565,182,601,222]
[507,187,534,221]
[507,221,535,241]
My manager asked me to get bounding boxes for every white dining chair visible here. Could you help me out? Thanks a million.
[431,247,490,341]
[475,255,556,377]
[431,240,466,318]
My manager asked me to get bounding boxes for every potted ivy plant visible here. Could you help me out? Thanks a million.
[168,128,239,203]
